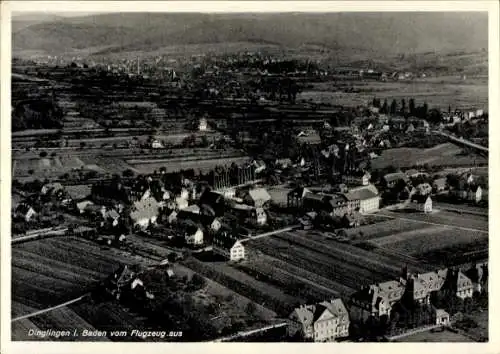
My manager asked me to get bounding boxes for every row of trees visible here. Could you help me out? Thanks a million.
[372,97,444,122]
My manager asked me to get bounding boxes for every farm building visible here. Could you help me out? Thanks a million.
[242,188,271,208]
[410,195,433,213]
[287,186,312,208]
[184,224,204,245]
[344,171,371,186]
[382,172,409,189]
[450,185,482,203]
[41,182,64,196]
[433,309,450,326]
[15,203,37,222]
[64,184,92,202]
[212,232,245,261]
[288,298,350,342]
[130,197,160,229]
[343,184,380,214]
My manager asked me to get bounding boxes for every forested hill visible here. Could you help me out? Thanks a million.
[13,12,488,57]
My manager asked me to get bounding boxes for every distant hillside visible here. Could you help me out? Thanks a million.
[12,12,488,58]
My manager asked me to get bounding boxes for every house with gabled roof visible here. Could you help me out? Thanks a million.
[343,184,380,214]
[130,196,160,229]
[382,172,409,189]
[410,195,433,213]
[242,188,271,208]
[289,298,350,342]
[212,231,245,261]
[41,182,64,196]
[349,280,405,322]
[15,203,37,222]
[287,186,312,208]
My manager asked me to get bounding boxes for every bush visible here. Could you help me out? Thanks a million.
[188,274,207,291]
[245,302,257,316]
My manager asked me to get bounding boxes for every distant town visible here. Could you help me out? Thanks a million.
[11,32,488,343]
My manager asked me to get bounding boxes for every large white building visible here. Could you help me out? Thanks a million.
[343,184,380,214]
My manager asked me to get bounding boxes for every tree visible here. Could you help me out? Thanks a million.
[401,99,406,113]
[245,302,257,317]
[409,98,416,115]
[390,99,398,115]
[39,151,48,158]
[189,274,206,291]
[123,169,135,178]
[381,99,389,114]
[422,102,429,117]
[80,141,86,149]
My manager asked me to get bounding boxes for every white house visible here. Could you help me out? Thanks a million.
[255,207,267,225]
[151,139,164,149]
[411,195,433,213]
[199,117,208,131]
[213,233,246,261]
[185,226,204,245]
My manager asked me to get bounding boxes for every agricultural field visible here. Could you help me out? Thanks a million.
[11,236,156,318]
[368,226,487,257]
[371,143,487,170]
[345,218,436,241]
[300,75,487,111]
[378,209,488,232]
[245,230,430,296]
[12,154,110,180]
[131,156,251,174]
[182,256,300,316]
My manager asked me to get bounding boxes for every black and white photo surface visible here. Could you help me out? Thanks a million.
[8,5,491,344]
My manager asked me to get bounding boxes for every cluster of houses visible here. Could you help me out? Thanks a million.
[442,109,485,126]
[288,263,488,342]
[13,170,276,261]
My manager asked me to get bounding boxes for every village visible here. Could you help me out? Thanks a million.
[11,41,489,342]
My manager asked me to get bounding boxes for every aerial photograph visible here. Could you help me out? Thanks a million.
[10,10,488,343]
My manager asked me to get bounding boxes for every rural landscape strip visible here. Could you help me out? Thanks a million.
[12,295,88,322]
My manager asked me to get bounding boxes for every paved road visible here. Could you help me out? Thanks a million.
[240,225,301,243]
[12,295,88,322]
[432,130,488,153]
